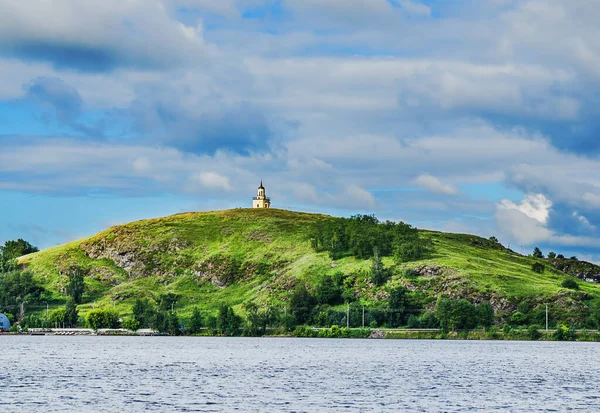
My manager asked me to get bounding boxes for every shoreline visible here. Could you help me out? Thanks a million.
[3,327,600,342]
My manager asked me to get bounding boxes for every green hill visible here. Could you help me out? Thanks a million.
[18,208,600,326]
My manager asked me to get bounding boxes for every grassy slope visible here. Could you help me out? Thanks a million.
[19,208,600,320]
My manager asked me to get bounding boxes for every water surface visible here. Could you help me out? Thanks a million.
[1,337,598,412]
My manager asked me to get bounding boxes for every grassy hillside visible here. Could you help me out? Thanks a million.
[19,208,600,325]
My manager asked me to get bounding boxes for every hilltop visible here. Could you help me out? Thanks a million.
[18,208,600,327]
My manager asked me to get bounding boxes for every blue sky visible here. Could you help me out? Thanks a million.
[0,0,599,262]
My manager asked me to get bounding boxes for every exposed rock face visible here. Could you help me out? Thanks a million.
[80,230,194,278]
[550,258,600,283]
[413,265,444,278]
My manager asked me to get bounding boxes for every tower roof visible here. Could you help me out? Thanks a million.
[258,180,264,189]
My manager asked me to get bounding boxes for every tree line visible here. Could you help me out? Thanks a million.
[310,214,430,262]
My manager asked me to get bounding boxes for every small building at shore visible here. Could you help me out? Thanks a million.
[0,313,10,331]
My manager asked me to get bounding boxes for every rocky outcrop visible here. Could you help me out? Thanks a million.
[549,258,600,283]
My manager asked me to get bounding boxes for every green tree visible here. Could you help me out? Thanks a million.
[187,307,203,334]
[532,247,544,258]
[561,278,579,290]
[166,312,181,336]
[0,239,38,263]
[122,317,140,331]
[477,302,495,328]
[387,285,408,327]
[217,304,241,336]
[511,311,527,325]
[289,284,316,325]
[64,298,79,327]
[66,268,86,304]
[531,262,545,274]
[243,302,278,336]
[132,298,155,328]
[370,248,390,286]
[49,308,66,327]
[489,236,499,243]
[87,308,120,330]
[547,252,557,259]
[435,298,477,331]
[315,274,343,305]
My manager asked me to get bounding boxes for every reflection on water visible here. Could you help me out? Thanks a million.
[1,337,599,412]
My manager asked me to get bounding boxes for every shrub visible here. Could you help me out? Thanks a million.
[561,278,579,290]
[87,308,120,330]
[531,263,545,274]
[407,314,420,328]
[527,325,541,340]
[511,311,527,325]
[121,317,140,331]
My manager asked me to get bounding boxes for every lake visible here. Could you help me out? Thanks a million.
[1,337,598,412]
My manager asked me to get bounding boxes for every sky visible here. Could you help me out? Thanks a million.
[0,0,599,262]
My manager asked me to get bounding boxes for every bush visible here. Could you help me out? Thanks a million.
[553,325,576,341]
[406,314,420,328]
[511,311,527,325]
[87,308,120,330]
[121,317,140,331]
[531,263,545,274]
[561,278,579,290]
[293,325,317,338]
[527,325,541,340]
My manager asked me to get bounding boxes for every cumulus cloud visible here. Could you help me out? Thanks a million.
[414,174,459,196]
[0,0,208,72]
[499,193,552,224]
[194,172,233,192]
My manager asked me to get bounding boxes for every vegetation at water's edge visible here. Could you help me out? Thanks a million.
[3,208,600,338]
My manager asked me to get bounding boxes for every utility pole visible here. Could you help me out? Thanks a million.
[362,306,365,328]
[347,303,350,328]
[545,303,549,332]
[171,301,175,312]
[46,302,49,318]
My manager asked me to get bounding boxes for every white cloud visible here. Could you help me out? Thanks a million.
[499,193,552,224]
[194,172,233,191]
[414,174,459,196]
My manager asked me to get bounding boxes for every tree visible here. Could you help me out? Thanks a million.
[64,298,79,327]
[1,239,38,261]
[387,285,408,327]
[289,284,316,325]
[122,317,140,331]
[132,298,155,328]
[49,308,66,327]
[166,312,181,336]
[370,248,390,286]
[187,307,203,334]
[532,247,544,259]
[66,268,86,304]
[435,298,477,331]
[547,252,557,259]
[531,263,545,274]
[87,308,120,330]
[477,302,495,328]
[557,254,565,259]
[511,311,527,325]
[217,304,241,336]
[561,278,579,290]
[315,274,343,305]
[489,236,499,243]
[243,302,278,336]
